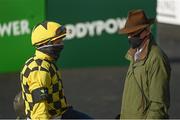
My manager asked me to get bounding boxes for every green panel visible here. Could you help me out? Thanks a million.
[47,0,157,68]
[0,0,45,73]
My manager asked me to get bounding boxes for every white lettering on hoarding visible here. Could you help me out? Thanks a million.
[76,23,88,38]
[0,19,30,37]
[105,18,118,34]
[65,17,126,40]
[0,18,126,40]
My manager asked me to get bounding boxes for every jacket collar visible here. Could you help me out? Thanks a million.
[125,35,156,64]
[35,50,54,61]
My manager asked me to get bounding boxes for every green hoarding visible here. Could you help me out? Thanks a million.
[0,0,45,73]
[47,0,157,68]
[0,0,156,73]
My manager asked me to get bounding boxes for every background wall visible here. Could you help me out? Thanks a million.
[157,23,180,118]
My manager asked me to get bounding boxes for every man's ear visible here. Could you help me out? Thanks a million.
[146,26,151,33]
[140,27,151,38]
[146,27,151,36]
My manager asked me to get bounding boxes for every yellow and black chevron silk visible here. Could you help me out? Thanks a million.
[20,50,68,119]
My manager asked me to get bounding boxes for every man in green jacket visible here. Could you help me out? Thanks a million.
[118,9,171,119]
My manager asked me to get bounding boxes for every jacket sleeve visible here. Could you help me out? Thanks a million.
[28,68,51,119]
[146,55,170,119]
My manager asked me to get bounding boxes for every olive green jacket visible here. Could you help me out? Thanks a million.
[120,38,171,119]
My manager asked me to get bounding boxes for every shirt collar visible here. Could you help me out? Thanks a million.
[125,38,150,62]
[35,50,54,61]
[134,48,143,61]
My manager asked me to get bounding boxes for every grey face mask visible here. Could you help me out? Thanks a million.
[37,44,64,60]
